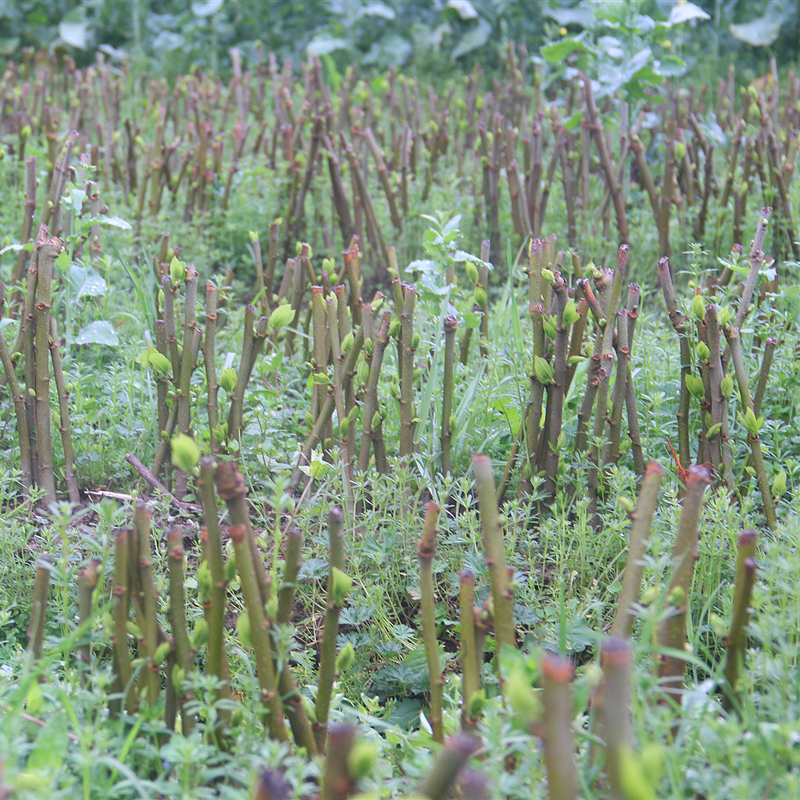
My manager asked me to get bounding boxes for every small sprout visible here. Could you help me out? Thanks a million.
[219,368,237,394]
[696,341,710,362]
[364,337,374,356]
[534,355,555,385]
[738,407,764,437]
[172,665,185,694]
[336,642,356,673]
[468,688,486,719]
[389,318,402,338]
[411,333,421,350]
[237,611,252,648]
[169,256,186,284]
[541,268,556,285]
[197,561,212,602]
[153,641,171,666]
[720,374,734,398]
[667,586,685,606]
[542,316,557,339]
[313,372,331,386]
[563,298,581,326]
[705,422,723,439]
[449,414,457,433]
[149,351,171,376]
[322,257,335,272]
[191,619,209,649]
[213,422,229,443]
[640,586,660,606]
[268,302,295,332]
[505,667,541,726]
[465,260,479,284]
[348,741,377,781]
[372,411,381,430]
[225,553,237,584]
[331,567,353,607]
[618,496,636,515]
[304,411,315,428]
[127,621,142,638]
[357,360,370,385]
[171,433,200,473]
[341,331,355,355]
[773,469,787,498]
[685,374,706,400]
[690,293,706,322]
[249,230,259,244]
[473,286,487,307]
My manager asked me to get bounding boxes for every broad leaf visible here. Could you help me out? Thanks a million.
[59,9,88,49]
[446,0,478,20]
[729,4,794,46]
[191,0,223,17]
[451,17,491,60]
[541,38,596,63]
[668,1,711,26]
[92,214,132,230]
[307,36,349,56]
[27,712,68,774]
[75,321,119,346]
[70,264,108,299]
[544,4,595,28]
[358,2,395,19]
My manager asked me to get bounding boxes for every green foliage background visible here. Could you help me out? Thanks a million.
[1,0,798,81]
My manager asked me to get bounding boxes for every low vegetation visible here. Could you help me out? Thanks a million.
[0,16,798,799]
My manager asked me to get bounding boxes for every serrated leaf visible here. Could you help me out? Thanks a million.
[75,321,119,346]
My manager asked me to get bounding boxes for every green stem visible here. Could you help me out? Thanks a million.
[418,502,443,744]
[725,326,778,530]
[459,569,480,731]
[230,521,287,741]
[166,525,196,734]
[658,466,711,703]
[314,505,346,752]
[541,653,578,800]
[472,455,515,657]
[722,529,758,713]
[48,319,79,503]
[610,462,664,639]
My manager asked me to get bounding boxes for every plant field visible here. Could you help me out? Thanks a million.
[0,8,799,799]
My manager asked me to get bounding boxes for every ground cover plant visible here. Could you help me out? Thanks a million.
[0,8,799,798]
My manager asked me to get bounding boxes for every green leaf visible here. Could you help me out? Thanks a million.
[75,321,119,346]
[451,18,492,60]
[27,712,68,774]
[307,37,349,56]
[191,0,223,17]
[729,4,794,46]
[668,2,710,25]
[59,8,88,49]
[358,2,395,20]
[544,5,595,27]
[70,264,108,299]
[541,38,596,63]
[446,0,478,20]
[92,214,132,230]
